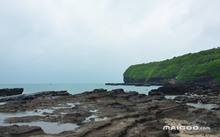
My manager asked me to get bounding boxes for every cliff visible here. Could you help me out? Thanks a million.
[124,48,220,83]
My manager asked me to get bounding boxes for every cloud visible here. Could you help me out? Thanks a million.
[0,0,220,83]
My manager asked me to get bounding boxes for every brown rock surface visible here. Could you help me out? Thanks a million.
[0,89,219,137]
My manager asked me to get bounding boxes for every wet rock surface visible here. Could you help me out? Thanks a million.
[0,88,23,96]
[0,125,44,137]
[149,82,220,96]
[150,82,220,110]
[0,87,219,137]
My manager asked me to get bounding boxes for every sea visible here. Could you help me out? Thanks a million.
[0,83,160,95]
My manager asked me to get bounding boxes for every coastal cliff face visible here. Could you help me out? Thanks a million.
[123,48,220,83]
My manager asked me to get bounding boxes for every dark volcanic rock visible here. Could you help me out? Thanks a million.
[0,88,219,137]
[107,102,127,109]
[0,88,23,96]
[155,83,189,95]
[62,110,91,123]
[0,90,70,102]
[92,88,107,93]
[148,89,165,96]
[174,94,220,104]
[150,82,220,96]
[110,88,124,94]
[22,90,70,101]
[125,119,169,137]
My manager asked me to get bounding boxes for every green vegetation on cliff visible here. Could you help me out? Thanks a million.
[124,48,220,83]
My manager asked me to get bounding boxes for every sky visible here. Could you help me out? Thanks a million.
[0,0,220,83]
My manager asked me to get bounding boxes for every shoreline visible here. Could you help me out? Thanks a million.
[0,83,219,136]
[105,82,164,86]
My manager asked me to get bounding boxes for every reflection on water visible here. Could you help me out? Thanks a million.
[84,115,108,123]
[90,109,99,113]
[0,110,79,134]
[0,102,6,105]
[0,109,53,123]
[53,102,80,109]
[0,103,81,134]
[165,95,177,100]
[13,121,79,134]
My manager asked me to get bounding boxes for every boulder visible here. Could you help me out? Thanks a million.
[148,89,165,96]
[92,88,107,93]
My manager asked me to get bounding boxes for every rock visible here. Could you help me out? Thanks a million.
[150,82,220,96]
[135,83,151,86]
[0,90,69,102]
[148,89,165,96]
[62,112,90,123]
[174,94,220,105]
[107,102,127,109]
[125,119,169,137]
[111,88,124,94]
[0,87,219,137]
[0,125,44,137]
[0,88,23,96]
[128,93,150,103]
[211,107,220,111]
[92,89,107,93]
[174,96,199,103]
[170,129,180,134]
[5,116,44,123]
[156,83,189,95]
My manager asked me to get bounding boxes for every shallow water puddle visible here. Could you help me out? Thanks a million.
[52,102,80,109]
[84,109,107,123]
[34,109,54,115]
[90,109,99,113]
[165,95,177,100]
[84,115,108,123]
[0,102,6,105]
[165,94,204,100]
[11,121,79,134]
[0,109,53,125]
[186,103,219,110]
[0,109,53,119]
[0,107,79,134]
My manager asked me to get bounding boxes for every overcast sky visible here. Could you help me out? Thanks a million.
[0,0,220,83]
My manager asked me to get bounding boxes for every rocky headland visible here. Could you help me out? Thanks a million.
[123,48,220,84]
[0,83,219,137]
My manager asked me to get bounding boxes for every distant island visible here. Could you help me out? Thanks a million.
[123,47,220,83]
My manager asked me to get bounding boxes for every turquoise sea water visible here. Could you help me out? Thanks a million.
[0,83,160,95]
